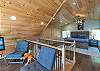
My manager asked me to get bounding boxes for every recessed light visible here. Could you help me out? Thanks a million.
[10,16,16,20]
[65,23,68,24]
[72,2,76,5]
[41,22,44,25]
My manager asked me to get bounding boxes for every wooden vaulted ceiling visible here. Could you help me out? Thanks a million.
[0,0,100,46]
[56,0,100,25]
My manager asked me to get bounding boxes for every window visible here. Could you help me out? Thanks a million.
[92,29,100,40]
[62,31,70,38]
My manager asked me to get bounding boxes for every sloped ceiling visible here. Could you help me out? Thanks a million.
[0,0,100,40]
[0,0,59,36]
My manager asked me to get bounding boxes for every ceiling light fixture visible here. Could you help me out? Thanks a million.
[72,2,76,5]
[65,23,68,24]
[41,22,44,25]
[10,16,16,20]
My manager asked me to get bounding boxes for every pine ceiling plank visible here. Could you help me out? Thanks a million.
[0,7,33,19]
[67,0,78,13]
[54,0,62,6]
[80,0,88,11]
[37,8,54,17]
[63,2,75,17]
[76,0,83,10]
[4,0,39,14]
[95,0,100,7]
[85,0,92,13]
[1,21,45,29]
[39,0,58,12]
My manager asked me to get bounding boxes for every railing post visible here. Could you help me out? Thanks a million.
[73,40,76,63]
[62,44,65,71]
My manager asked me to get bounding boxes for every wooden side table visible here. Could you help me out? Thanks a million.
[0,51,3,59]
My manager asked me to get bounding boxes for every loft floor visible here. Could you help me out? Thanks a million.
[72,53,100,71]
[0,53,100,71]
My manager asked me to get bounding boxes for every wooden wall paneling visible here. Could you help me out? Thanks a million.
[4,45,15,55]
[41,21,61,39]
[0,0,100,54]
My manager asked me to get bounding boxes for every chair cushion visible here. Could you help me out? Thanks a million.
[37,46,56,71]
[20,61,48,71]
[16,40,29,52]
[5,51,24,59]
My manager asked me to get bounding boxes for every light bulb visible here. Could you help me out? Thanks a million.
[10,16,16,20]
[72,2,76,5]
[41,22,44,25]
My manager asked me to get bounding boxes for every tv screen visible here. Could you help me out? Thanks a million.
[0,37,5,51]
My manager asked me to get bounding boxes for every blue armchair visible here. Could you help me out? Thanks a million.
[5,40,29,64]
[20,46,56,71]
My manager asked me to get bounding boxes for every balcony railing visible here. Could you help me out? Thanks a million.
[26,39,76,71]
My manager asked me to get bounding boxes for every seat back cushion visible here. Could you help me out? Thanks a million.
[37,46,56,71]
[20,61,48,71]
[16,40,29,52]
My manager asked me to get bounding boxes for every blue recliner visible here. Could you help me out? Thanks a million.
[5,40,29,64]
[20,46,56,71]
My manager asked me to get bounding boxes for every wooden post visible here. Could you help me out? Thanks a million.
[62,44,65,71]
[73,41,76,63]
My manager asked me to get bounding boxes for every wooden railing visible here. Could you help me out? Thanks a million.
[39,38,76,71]
[39,38,76,63]
[26,39,76,71]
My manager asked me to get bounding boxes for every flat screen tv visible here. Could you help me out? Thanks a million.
[0,37,5,51]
